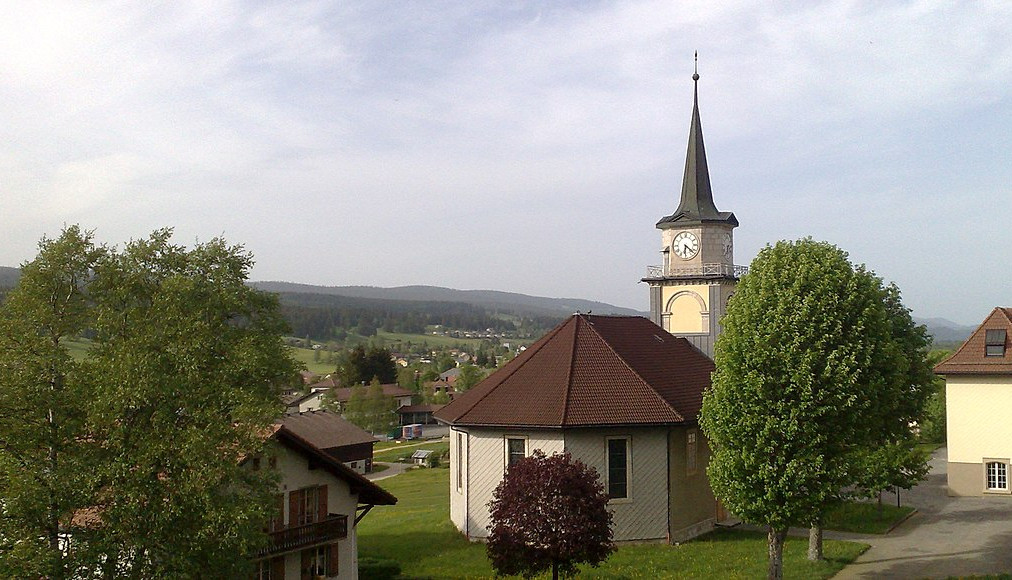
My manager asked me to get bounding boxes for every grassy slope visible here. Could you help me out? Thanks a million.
[358,469,868,579]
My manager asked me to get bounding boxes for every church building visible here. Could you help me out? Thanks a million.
[434,66,738,543]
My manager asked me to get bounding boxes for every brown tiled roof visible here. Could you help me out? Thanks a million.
[433,314,714,428]
[329,384,413,403]
[935,308,1012,375]
[281,410,377,449]
[309,376,341,389]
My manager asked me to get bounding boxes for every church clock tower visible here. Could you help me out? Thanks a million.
[643,60,744,358]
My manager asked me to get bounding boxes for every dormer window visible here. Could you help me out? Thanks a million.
[985,329,1006,357]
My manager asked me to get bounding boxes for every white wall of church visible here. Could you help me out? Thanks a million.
[451,428,565,539]
[564,427,669,542]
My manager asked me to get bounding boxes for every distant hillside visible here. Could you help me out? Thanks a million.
[914,316,975,347]
[0,266,19,288]
[252,282,646,317]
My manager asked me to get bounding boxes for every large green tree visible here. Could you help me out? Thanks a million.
[0,227,102,579]
[0,227,299,578]
[699,239,914,579]
[336,345,397,386]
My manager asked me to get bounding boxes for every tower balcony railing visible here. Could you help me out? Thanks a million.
[645,263,749,279]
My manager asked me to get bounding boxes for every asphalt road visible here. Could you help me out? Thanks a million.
[834,447,1012,579]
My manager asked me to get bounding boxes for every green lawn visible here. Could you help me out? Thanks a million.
[358,469,868,579]
[823,501,914,534]
[287,346,337,375]
[372,441,449,462]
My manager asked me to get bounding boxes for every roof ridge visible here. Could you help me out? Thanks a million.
[560,315,581,425]
[580,317,684,422]
[444,316,577,422]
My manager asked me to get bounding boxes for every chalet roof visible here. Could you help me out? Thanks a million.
[935,308,1012,375]
[656,63,737,229]
[433,314,714,428]
[329,383,414,403]
[275,426,396,506]
[281,410,377,449]
[397,403,446,414]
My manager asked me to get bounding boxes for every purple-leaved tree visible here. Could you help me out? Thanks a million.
[486,450,615,580]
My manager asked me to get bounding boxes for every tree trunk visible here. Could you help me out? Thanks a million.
[768,526,787,580]
[807,523,823,561]
[878,490,883,519]
[552,560,559,580]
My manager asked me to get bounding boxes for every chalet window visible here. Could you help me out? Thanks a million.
[301,543,338,579]
[607,437,629,499]
[255,556,284,579]
[987,461,1008,491]
[289,485,328,527]
[506,437,526,467]
[986,329,1007,357]
[686,429,698,475]
[456,432,464,491]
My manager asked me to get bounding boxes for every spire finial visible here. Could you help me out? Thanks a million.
[692,51,699,82]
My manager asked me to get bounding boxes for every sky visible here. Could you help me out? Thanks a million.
[2,1,1010,326]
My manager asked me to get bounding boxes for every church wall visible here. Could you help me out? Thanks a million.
[564,427,669,542]
[459,428,565,539]
[667,426,716,541]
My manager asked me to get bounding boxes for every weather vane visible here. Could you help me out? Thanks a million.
[693,51,699,82]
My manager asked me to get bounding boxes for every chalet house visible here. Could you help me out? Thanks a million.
[397,403,446,426]
[434,314,717,543]
[935,307,1012,496]
[282,410,378,474]
[284,388,329,414]
[252,424,396,579]
[327,384,414,412]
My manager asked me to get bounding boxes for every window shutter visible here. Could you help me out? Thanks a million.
[317,485,328,521]
[272,494,284,531]
[327,542,340,576]
[290,489,303,527]
[300,549,312,580]
[270,556,285,578]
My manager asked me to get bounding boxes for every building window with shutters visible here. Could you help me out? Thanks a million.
[506,437,526,468]
[607,437,630,500]
[255,556,284,579]
[289,485,328,527]
[301,543,339,579]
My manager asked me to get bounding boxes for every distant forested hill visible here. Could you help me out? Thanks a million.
[0,266,19,288]
[275,290,563,340]
[252,282,645,317]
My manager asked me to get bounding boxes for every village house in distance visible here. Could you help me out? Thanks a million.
[935,307,1012,496]
[435,67,741,542]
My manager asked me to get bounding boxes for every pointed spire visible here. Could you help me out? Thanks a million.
[657,53,737,229]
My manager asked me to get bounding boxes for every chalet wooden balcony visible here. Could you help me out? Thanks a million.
[258,514,348,557]
[644,263,749,279]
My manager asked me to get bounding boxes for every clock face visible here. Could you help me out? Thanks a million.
[672,231,699,259]
[722,233,733,259]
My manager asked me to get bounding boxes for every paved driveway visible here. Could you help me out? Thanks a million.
[835,447,1012,578]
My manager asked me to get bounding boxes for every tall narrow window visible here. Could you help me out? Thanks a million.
[987,462,1008,491]
[456,432,464,491]
[607,438,629,499]
[507,438,526,467]
[686,430,698,475]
